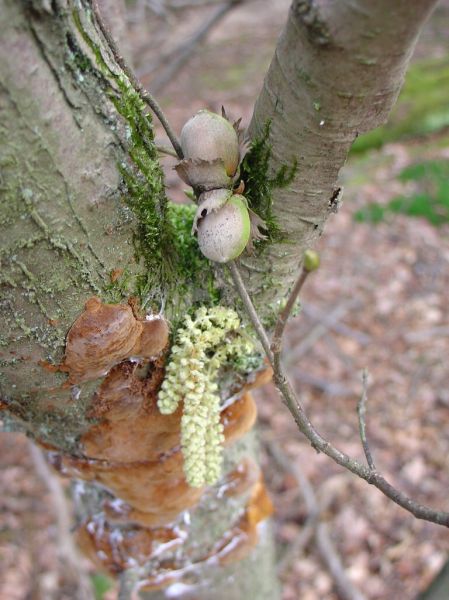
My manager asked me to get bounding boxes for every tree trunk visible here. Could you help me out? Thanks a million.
[0,1,280,597]
[0,0,438,598]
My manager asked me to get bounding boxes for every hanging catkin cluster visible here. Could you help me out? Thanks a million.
[157,306,254,487]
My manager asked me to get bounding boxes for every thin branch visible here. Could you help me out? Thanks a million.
[230,260,449,527]
[156,143,179,158]
[168,0,224,8]
[285,300,360,366]
[267,439,318,576]
[118,568,142,600]
[91,0,183,159]
[316,522,366,600]
[139,0,242,93]
[267,439,366,600]
[357,369,376,470]
[301,302,371,346]
[228,260,274,364]
[271,264,309,354]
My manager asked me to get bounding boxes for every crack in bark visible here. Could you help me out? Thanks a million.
[28,17,83,129]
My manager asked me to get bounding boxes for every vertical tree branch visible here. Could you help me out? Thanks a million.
[242,0,439,318]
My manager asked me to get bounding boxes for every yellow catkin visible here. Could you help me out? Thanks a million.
[157,306,253,487]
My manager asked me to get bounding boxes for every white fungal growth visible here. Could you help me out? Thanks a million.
[157,306,254,487]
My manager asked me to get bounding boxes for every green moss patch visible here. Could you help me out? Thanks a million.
[241,121,297,248]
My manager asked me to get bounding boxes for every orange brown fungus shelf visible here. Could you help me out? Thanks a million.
[137,476,274,592]
[63,297,169,384]
[48,297,273,584]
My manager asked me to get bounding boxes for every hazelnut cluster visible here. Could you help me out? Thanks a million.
[175,109,265,263]
[157,306,254,487]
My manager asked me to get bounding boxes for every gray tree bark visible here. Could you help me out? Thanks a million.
[0,0,438,598]
[243,0,439,316]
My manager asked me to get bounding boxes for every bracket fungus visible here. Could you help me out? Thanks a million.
[62,297,169,384]
[42,292,273,588]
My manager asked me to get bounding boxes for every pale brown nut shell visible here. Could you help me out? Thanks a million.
[191,188,233,235]
[180,109,240,177]
[196,194,250,263]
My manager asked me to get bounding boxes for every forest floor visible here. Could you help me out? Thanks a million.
[1,1,449,599]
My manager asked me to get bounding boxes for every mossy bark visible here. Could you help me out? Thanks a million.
[0,0,141,445]
[0,1,280,598]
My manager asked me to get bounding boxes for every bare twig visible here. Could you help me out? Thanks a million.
[168,0,224,8]
[271,264,309,355]
[293,369,352,397]
[267,439,318,576]
[229,260,449,527]
[357,369,376,471]
[91,0,183,159]
[302,302,371,346]
[118,568,142,600]
[285,300,360,365]
[316,522,366,600]
[156,143,180,158]
[139,0,242,93]
[28,442,95,600]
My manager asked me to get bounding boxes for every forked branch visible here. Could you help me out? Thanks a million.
[229,259,449,528]
[91,0,183,159]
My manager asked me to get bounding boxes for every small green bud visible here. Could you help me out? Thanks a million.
[303,249,320,272]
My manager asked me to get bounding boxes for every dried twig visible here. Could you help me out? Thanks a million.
[91,0,183,159]
[156,143,180,158]
[316,522,366,600]
[357,369,376,471]
[267,439,319,576]
[228,260,274,364]
[118,568,142,600]
[168,0,224,8]
[229,260,449,527]
[285,300,360,365]
[28,442,95,600]
[292,369,352,397]
[302,302,371,346]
